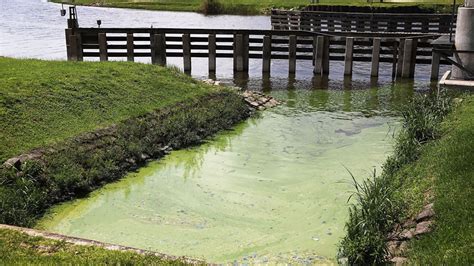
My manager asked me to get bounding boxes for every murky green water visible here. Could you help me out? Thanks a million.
[38,86,407,264]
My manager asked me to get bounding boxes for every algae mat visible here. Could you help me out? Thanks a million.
[38,89,398,264]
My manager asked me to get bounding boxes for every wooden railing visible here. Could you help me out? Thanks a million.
[271,10,455,35]
[66,27,450,79]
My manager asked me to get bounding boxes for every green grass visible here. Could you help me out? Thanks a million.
[0,228,186,265]
[339,92,474,264]
[402,96,474,263]
[52,0,461,15]
[0,57,219,162]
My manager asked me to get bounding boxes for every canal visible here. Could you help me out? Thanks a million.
[1,0,441,263]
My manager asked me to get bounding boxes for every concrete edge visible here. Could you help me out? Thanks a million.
[439,71,474,88]
[0,224,206,265]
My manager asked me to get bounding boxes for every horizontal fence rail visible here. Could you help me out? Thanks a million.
[271,10,456,35]
[66,27,452,79]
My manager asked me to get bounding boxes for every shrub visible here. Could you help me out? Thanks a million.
[199,0,223,15]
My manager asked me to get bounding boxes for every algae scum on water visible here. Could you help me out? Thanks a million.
[38,89,399,264]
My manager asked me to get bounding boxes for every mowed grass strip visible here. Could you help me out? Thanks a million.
[0,57,218,162]
[0,228,190,265]
[52,0,462,14]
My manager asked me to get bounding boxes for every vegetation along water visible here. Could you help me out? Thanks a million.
[53,0,463,15]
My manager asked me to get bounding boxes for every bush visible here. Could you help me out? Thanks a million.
[199,0,223,15]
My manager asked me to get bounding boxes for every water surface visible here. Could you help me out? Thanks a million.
[38,88,403,264]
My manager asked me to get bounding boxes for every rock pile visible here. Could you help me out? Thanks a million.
[242,91,280,110]
[201,79,280,110]
[386,203,435,265]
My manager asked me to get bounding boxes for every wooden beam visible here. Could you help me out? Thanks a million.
[371,38,381,77]
[262,35,271,73]
[289,35,297,74]
[99,33,108,62]
[182,33,191,73]
[344,37,354,76]
[127,33,134,62]
[208,34,216,73]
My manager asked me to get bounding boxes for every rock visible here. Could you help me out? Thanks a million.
[400,228,416,240]
[416,203,435,222]
[398,241,409,254]
[387,241,401,255]
[415,221,433,235]
[3,157,21,169]
[390,256,407,265]
[3,152,43,170]
[402,219,416,228]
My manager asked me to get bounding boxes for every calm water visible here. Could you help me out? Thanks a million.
[2,0,440,263]
[37,86,412,264]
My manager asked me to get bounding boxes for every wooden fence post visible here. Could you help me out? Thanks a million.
[401,38,417,78]
[396,39,405,77]
[289,35,297,74]
[322,36,330,75]
[99,33,108,62]
[156,33,166,66]
[262,35,271,73]
[234,34,244,72]
[371,38,381,77]
[430,50,441,80]
[344,37,354,76]
[239,34,249,72]
[314,35,324,75]
[127,33,134,62]
[208,34,216,73]
[182,33,191,73]
[65,29,72,60]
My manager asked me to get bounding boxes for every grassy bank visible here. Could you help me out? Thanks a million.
[0,57,221,162]
[0,57,249,229]
[0,228,186,264]
[52,0,460,15]
[338,92,473,264]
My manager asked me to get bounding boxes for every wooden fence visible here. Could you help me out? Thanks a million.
[66,27,450,79]
[271,10,455,35]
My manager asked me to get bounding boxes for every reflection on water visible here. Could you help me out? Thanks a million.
[37,84,415,264]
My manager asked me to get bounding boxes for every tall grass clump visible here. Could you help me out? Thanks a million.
[338,91,453,264]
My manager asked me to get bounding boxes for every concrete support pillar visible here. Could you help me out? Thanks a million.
[452,1,474,80]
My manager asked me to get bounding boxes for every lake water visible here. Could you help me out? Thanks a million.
[2,0,439,263]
